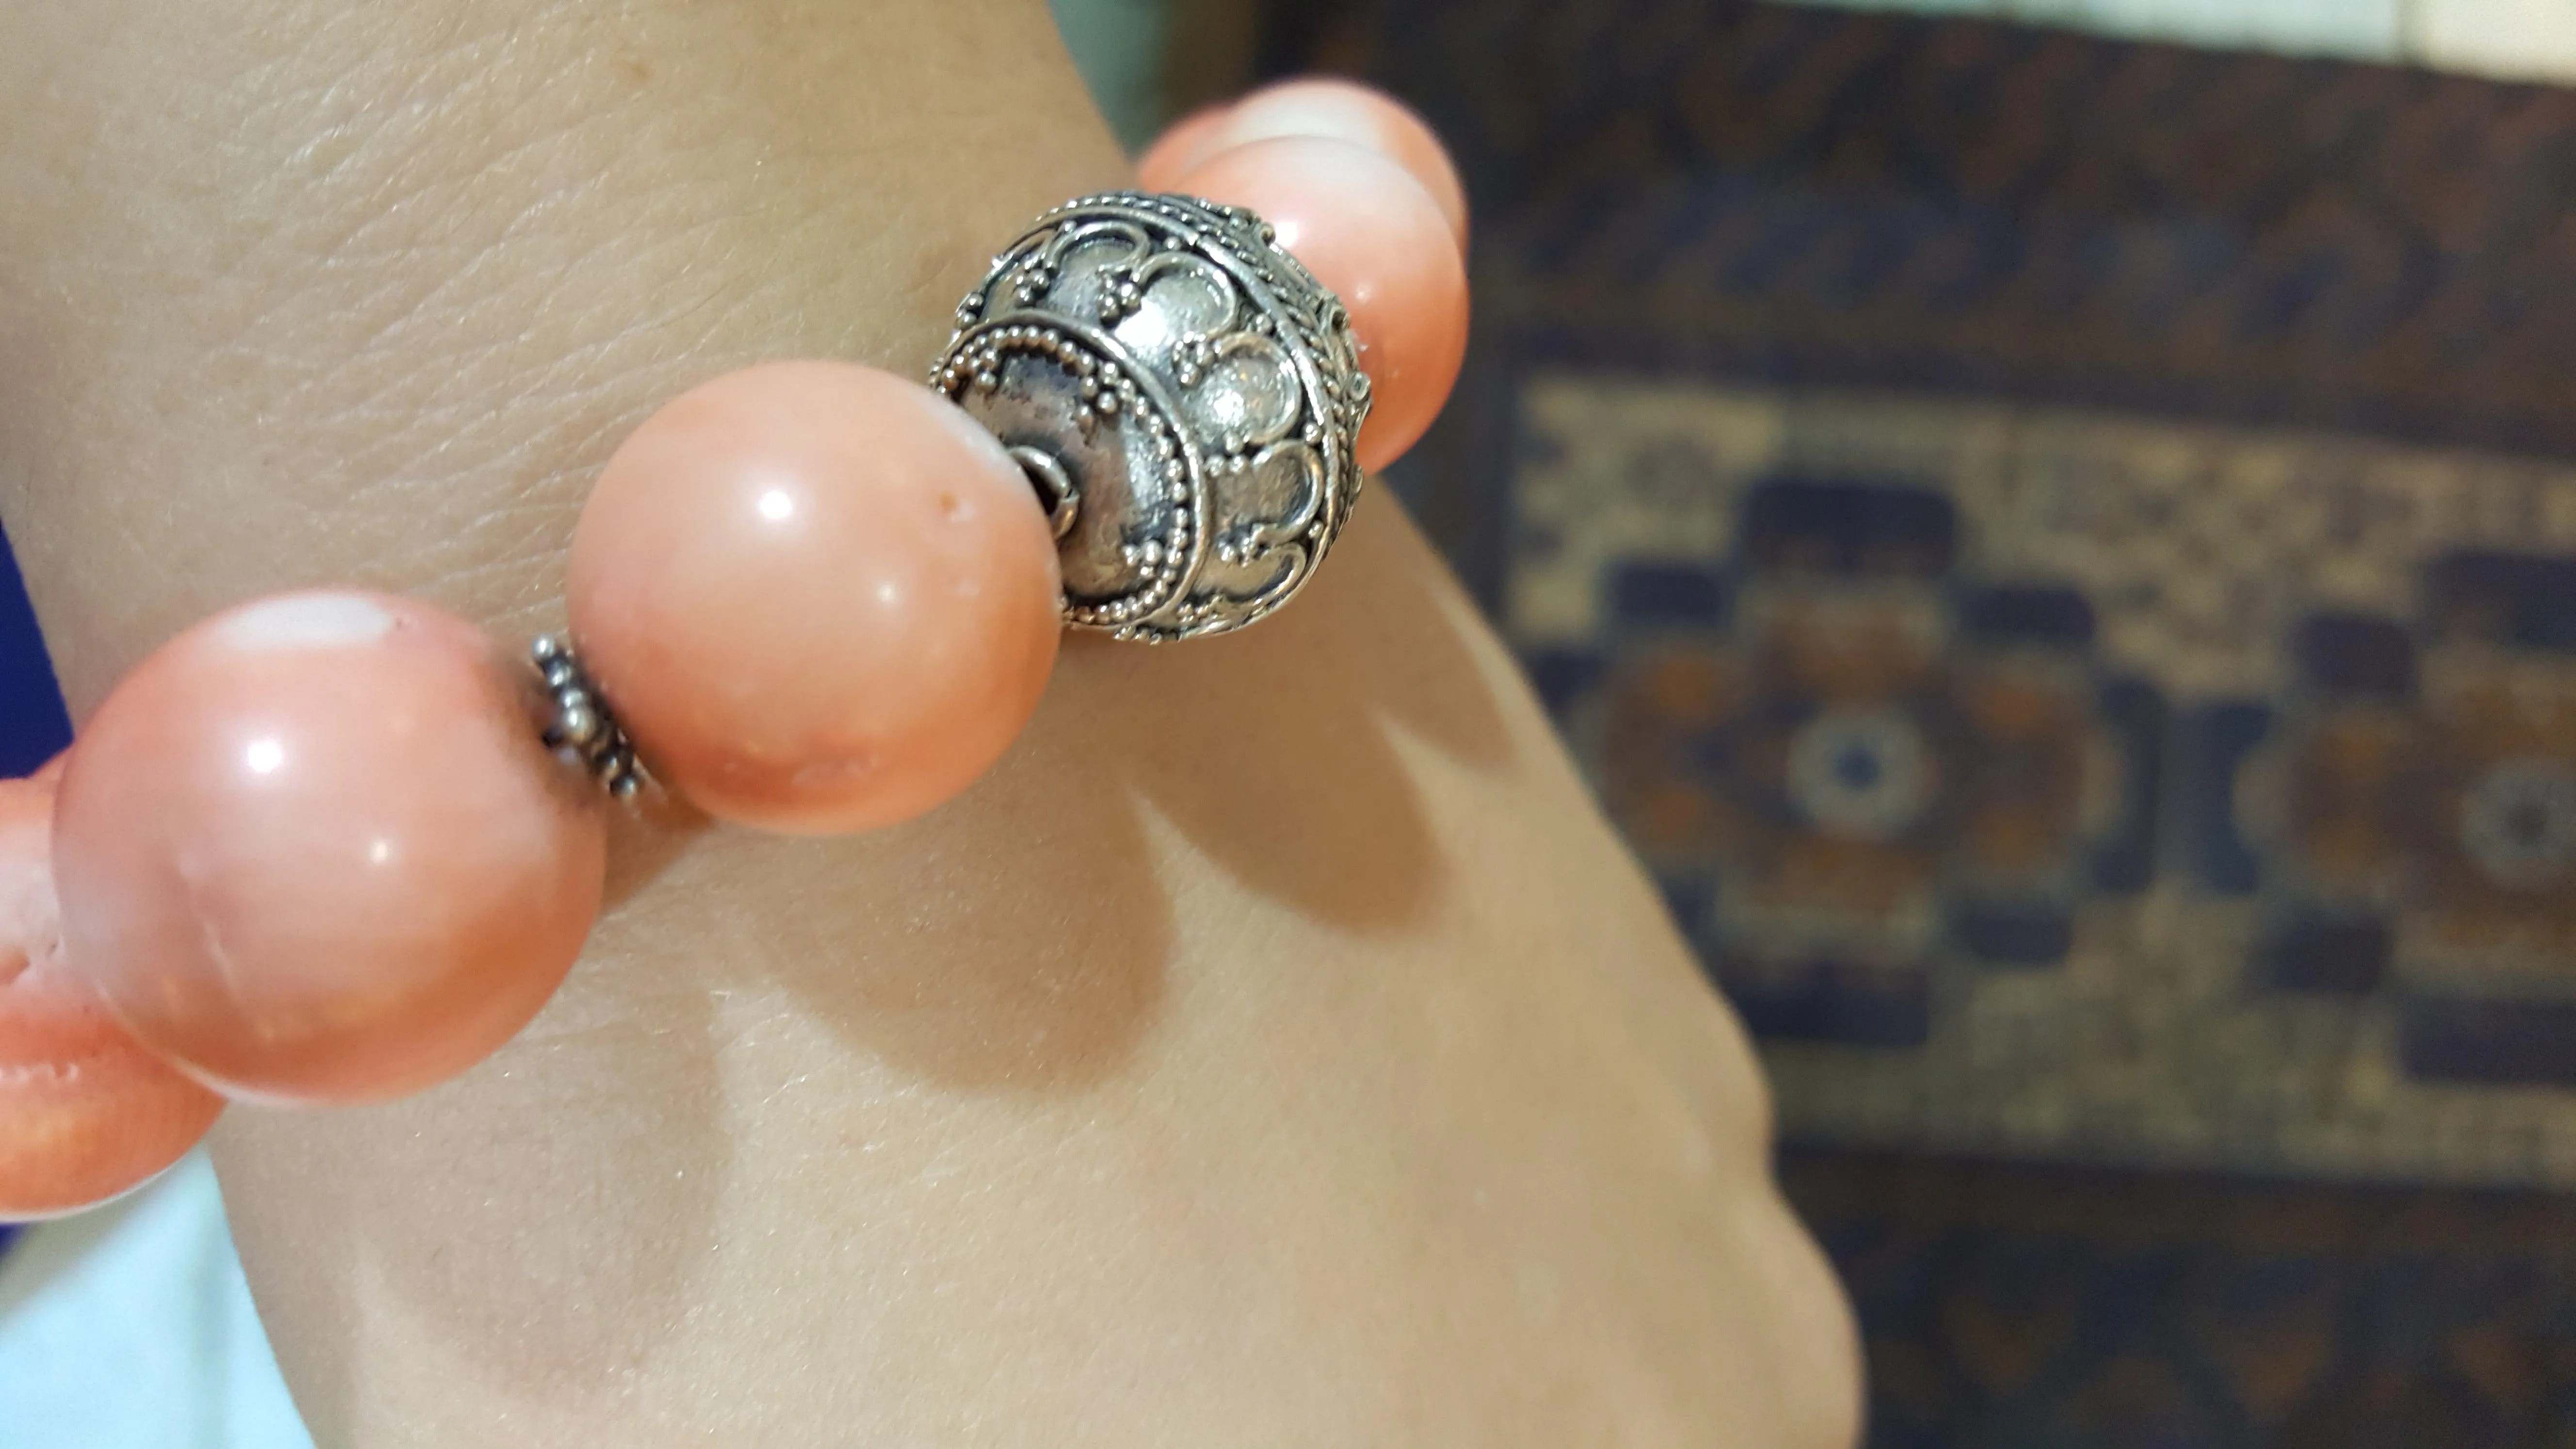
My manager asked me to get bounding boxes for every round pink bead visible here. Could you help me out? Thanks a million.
[1135,104,1230,197]
[1,761,225,1221]
[1142,79,1470,249]
[566,361,1063,835]
[1173,136,1470,471]
[51,593,608,1106]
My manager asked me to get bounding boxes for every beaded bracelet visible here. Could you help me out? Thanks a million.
[0,79,1470,1221]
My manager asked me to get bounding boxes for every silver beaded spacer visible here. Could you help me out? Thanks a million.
[529,635,644,799]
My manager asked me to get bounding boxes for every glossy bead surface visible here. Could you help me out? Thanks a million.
[1141,79,1470,248]
[51,592,607,1105]
[1134,104,1229,197]
[567,362,1063,834]
[0,763,224,1221]
[1173,136,1469,471]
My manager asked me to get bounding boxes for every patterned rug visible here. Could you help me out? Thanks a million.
[1260,0,2576,1441]
[1790,1147,2576,1448]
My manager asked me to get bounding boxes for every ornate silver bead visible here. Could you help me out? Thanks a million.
[933,192,1374,641]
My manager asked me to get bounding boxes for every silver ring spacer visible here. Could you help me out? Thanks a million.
[932,191,1373,642]
[530,635,644,799]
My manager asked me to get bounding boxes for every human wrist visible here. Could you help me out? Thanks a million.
[0,0,1125,708]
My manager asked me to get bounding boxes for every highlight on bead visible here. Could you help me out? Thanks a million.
[49,591,608,1106]
[0,762,225,1222]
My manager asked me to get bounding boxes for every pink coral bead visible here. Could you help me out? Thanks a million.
[0,761,225,1221]
[1136,105,1230,198]
[1140,79,1470,249]
[50,593,607,1106]
[566,361,1063,835]
[1173,136,1470,471]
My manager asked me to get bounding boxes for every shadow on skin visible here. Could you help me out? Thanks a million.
[722,727,1175,1093]
[1080,501,1517,936]
[225,681,1178,1426]
[732,499,1515,1095]
[216,499,1519,1426]
[213,920,729,1433]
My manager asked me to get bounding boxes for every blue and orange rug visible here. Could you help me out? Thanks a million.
[1267,0,2576,1441]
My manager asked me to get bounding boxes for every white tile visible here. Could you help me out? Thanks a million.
[2409,0,2576,81]
[1779,0,2409,62]
[2053,0,2402,57]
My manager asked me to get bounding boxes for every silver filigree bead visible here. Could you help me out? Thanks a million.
[530,635,644,797]
[931,191,1372,642]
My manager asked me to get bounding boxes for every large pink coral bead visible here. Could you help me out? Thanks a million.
[1,762,225,1221]
[1173,136,1470,471]
[566,361,1063,835]
[1140,78,1470,248]
[50,593,607,1106]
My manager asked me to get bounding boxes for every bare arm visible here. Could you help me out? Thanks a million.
[0,2,1858,1443]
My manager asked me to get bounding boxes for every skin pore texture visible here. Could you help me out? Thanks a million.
[0,1,1862,1444]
